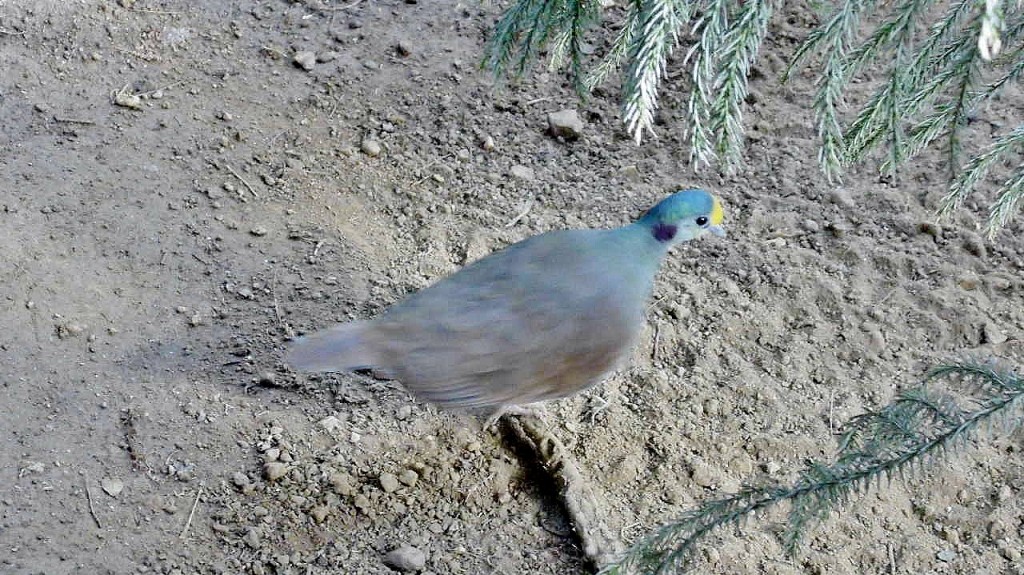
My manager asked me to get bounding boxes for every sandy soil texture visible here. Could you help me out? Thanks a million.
[2,1,1023,574]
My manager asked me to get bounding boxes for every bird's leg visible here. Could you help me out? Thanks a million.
[484,403,546,433]
[585,394,610,424]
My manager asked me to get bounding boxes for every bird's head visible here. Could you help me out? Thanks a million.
[638,188,725,245]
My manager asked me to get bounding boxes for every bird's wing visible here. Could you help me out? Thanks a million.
[363,230,644,409]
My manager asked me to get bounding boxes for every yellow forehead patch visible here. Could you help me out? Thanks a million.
[710,195,725,225]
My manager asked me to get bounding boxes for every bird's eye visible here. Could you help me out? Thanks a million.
[695,216,709,227]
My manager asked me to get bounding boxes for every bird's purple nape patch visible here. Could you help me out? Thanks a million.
[652,223,677,242]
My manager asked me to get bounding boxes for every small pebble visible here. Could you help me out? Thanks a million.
[398,469,419,487]
[243,527,261,548]
[982,322,1007,345]
[480,135,495,151]
[329,472,356,496]
[962,232,986,257]
[396,405,413,420]
[689,461,716,488]
[383,545,427,572]
[380,472,400,493]
[917,221,941,237]
[829,189,855,209]
[361,139,382,157]
[318,415,343,432]
[263,462,290,481]
[509,165,534,181]
[310,505,330,523]
[936,549,956,562]
[231,472,249,488]
[101,477,124,497]
[547,109,584,140]
[293,51,316,71]
[395,40,413,56]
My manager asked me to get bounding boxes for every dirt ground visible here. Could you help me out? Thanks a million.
[2,1,1023,574]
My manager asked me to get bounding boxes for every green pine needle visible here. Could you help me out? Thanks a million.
[598,360,1024,574]
[483,0,1024,232]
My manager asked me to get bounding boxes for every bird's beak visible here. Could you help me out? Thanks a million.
[709,225,726,237]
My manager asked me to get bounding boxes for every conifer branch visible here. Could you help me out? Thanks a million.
[599,361,1024,574]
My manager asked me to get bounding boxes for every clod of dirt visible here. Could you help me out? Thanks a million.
[383,545,427,572]
[547,109,584,140]
[293,51,316,71]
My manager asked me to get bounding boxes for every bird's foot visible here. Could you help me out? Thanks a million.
[484,404,545,433]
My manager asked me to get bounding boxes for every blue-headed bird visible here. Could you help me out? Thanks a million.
[288,189,725,413]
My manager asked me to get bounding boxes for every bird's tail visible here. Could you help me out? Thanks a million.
[286,321,378,372]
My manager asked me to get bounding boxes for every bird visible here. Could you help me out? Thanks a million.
[287,188,725,413]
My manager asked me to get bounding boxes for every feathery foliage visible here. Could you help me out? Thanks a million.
[787,0,1024,237]
[597,361,1024,574]
[484,0,1024,234]
[484,0,774,168]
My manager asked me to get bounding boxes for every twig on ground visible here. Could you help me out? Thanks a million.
[179,484,204,539]
[53,116,96,125]
[501,413,622,569]
[226,165,259,198]
[84,474,103,529]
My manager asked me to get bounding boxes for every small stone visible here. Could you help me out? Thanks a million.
[250,227,268,237]
[264,448,281,462]
[962,232,986,257]
[958,274,980,290]
[1001,544,1022,562]
[618,165,641,182]
[395,405,413,420]
[917,221,941,237]
[329,472,356,496]
[764,461,781,475]
[318,415,343,432]
[361,139,382,157]
[690,461,716,488]
[380,472,400,493]
[398,469,419,487]
[353,493,371,513]
[243,527,261,548]
[509,165,534,181]
[395,40,413,57]
[293,51,316,71]
[263,462,290,482]
[362,59,378,70]
[317,51,339,63]
[101,477,124,497]
[936,549,956,562]
[480,135,495,151]
[982,322,1007,345]
[383,545,427,572]
[310,505,330,523]
[547,109,584,140]
[829,189,855,209]
[801,219,821,233]
[231,472,249,488]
